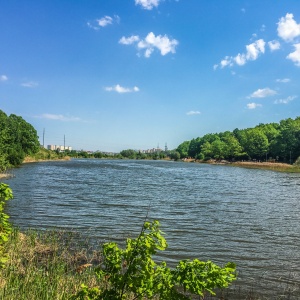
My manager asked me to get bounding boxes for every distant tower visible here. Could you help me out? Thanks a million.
[165,143,168,152]
[43,128,45,147]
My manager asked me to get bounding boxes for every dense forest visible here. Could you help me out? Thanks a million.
[176,117,300,163]
[0,110,40,171]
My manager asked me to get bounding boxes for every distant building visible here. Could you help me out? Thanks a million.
[140,148,162,154]
[47,145,72,151]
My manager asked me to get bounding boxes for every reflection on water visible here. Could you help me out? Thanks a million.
[5,159,300,296]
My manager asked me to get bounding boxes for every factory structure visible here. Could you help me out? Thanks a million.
[47,145,72,152]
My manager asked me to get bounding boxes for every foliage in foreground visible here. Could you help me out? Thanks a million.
[0,227,102,300]
[0,183,13,268]
[72,220,236,300]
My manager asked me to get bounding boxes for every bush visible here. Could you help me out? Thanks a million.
[71,220,236,299]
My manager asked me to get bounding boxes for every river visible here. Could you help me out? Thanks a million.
[4,159,300,297]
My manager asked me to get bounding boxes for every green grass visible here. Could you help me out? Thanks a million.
[0,228,101,300]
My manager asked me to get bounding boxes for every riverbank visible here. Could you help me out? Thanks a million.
[1,227,298,300]
[22,156,71,163]
[182,158,300,173]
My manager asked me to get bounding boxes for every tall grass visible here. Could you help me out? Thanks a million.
[0,228,102,300]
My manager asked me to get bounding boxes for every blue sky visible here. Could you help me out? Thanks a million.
[1,0,300,152]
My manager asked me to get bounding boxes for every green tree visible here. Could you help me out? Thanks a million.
[169,151,180,161]
[270,117,300,162]
[238,128,269,160]
[211,139,227,160]
[221,133,244,160]
[120,149,137,159]
[7,114,40,155]
[201,142,213,160]
[188,138,201,158]
[176,141,190,158]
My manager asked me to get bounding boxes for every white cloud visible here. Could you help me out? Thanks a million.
[120,32,178,58]
[247,103,262,109]
[276,78,290,83]
[105,84,140,93]
[268,40,280,51]
[98,16,113,27]
[21,81,38,88]
[119,35,140,45]
[0,75,8,81]
[218,39,265,68]
[274,95,297,104]
[234,53,246,66]
[138,32,178,57]
[87,15,120,30]
[245,39,265,60]
[186,111,201,115]
[249,88,277,98]
[287,43,300,66]
[135,0,160,10]
[220,56,233,67]
[277,13,300,42]
[39,114,81,122]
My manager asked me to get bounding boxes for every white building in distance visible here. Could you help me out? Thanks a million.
[47,145,72,151]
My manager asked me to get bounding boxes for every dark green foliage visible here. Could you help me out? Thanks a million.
[176,141,190,158]
[0,110,40,170]
[177,117,300,163]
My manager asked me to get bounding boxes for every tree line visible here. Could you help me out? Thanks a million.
[176,117,300,163]
[0,110,40,171]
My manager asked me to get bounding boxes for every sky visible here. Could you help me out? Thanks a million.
[1,0,300,152]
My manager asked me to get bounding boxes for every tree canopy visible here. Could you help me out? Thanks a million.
[0,110,40,171]
[176,117,300,163]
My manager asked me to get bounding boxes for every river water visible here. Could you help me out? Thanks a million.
[4,159,300,297]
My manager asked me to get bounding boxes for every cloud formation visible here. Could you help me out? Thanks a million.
[249,88,277,98]
[215,39,266,69]
[0,75,8,81]
[119,35,140,45]
[186,110,201,115]
[277,13,300,42]
[135,0,160,10]
[276,78,290,83]
[39,114,81,122]
[247,103,262,109]
[105,84,140,93]
[119,32,178,57]
[268,40,281,51]
[215,13,300,69]
[87,15,120,30]
[287,43,300,66]
[21,81,38,88]
[274,95,297,104]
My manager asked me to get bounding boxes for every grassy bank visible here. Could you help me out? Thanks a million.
[183,159,300,173]
[1,227,299,299]
[0,228,101,300]
[23,147,70,163]
[230,161,300,173]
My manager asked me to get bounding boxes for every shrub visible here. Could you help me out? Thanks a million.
[71,220,236,299]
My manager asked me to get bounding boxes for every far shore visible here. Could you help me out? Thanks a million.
[1,157,299,180]
[182,158,299,172]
